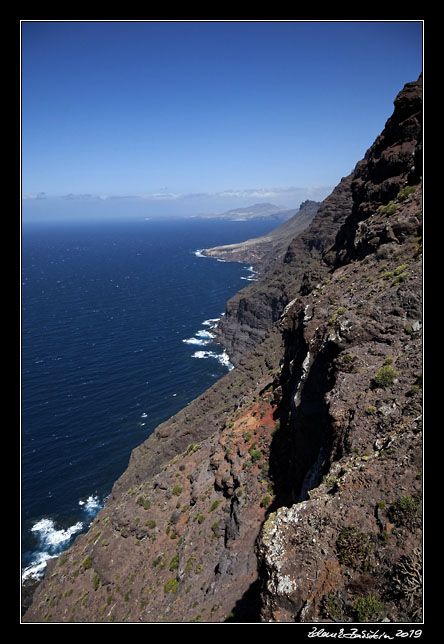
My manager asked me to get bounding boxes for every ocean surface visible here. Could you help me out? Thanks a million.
[21,217,275,583]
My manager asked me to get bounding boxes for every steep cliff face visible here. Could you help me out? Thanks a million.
[257,74,422,623]
[23,76,422,624]
[213,184,353,366]
[212,77,422,371]
[22,327,286,623]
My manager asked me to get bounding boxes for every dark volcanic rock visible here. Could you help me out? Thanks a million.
[256,75,423,623]
[333,75,422,267]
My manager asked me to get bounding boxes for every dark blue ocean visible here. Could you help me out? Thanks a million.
[21,217,275,582]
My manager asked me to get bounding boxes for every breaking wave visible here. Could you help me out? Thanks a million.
[202,318,220,326]
[183,317,233,370]
[191,350,234,370]
[78,494,103,517]
[241,265,259,281]
[22,495,104,583]
[183,320,218,347]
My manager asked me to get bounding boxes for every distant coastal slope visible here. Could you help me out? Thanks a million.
[202,200,320,272]
[188,202,298,222]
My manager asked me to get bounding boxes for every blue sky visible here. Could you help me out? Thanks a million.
[21,20,423,221]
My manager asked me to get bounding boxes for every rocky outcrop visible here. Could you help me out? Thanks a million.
[23,75,422,624]
[333,75,422,267]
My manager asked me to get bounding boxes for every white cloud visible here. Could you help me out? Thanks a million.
[22,185,334,207]
[137,186,334,202]
[61,193,96,200]
[140,192,183,201]
[22,192,47,200]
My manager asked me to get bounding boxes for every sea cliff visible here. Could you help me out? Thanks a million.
[23,75,422,624]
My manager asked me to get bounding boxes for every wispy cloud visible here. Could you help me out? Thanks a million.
[23,185,334,205]
[139,186,334,202]
[139,193,183,201]
[198,187,332,200]
[61,193,97,200]
[22,192,47,200]
[57,192,182,201]
[98,195,141,201]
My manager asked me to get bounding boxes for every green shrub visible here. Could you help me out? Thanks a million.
[336,527,373,572]
[378,200,397,216]
[82,555,92,570]
[398,185,416,201]
[137,495,151,510]
[392,272,408,284]
[209,500,221,512]
[172,484,183,496]
[145,519,156,529]
[58,553,68,566]
[409,374,422,395]
[169,554,179,571]
[322,591,344,620]
[373,364,398,387]
[164,578,178,594]
[351,594,384,622]
[388,493,422,529]
[185,555,196,573]
[92,572,100,591]
[248,443,262,462]
[260,494,272,509]
[323,475,339,491]
[330,307,346,325]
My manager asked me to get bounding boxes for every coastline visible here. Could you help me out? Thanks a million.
[21,239,254,609]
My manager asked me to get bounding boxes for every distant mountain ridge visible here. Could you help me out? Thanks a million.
[189,202,297,221]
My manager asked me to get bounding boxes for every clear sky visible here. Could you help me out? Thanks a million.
[21,20,423,221]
